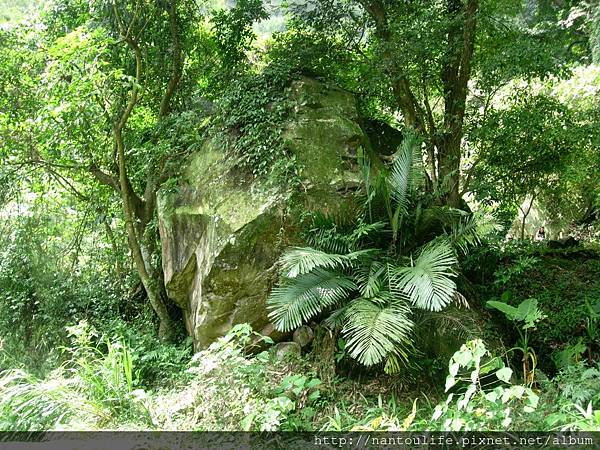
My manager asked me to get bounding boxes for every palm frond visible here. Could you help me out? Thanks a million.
[324,305,349,329]
[348,220,386,247]
[342,296,414,366]
[267,268,356,332]
[280,247,351,278]
[388,241,457,311]
[384,347,412,374]
[413,307,484,356]
[280,246,377,278]
[354,258,386,298]
[301,209,360,253]
[448,210,502,253]
[414,206,467,238]
[388,132,423,218]
[306,228,351,254]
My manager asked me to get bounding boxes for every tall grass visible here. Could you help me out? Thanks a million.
[0,321,152,430]
[0,369,101,430]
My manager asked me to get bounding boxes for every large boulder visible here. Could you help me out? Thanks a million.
[158,77,370,350]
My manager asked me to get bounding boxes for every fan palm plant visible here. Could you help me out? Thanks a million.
[267,133,498,369]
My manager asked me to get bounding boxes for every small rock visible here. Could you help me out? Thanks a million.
[293,326,314,347]
[548,236,580,249]
[274,342,301,361]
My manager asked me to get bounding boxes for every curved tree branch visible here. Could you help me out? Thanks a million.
[158,0,183,119]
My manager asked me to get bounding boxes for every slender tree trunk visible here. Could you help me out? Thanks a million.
[438,134,462,207]
[159,0,183,118]
[518,193,536,240]
[116,127,175,339]
[361,0,478,208]
[438,0,478,208]
[103,1,186,340]
[114,34,175,339]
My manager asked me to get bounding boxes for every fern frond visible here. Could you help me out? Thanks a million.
[448,210,502,253]
[354,258,387,298]
[280,247,350,278]
[343,296,414,366]
[388,132,423,218]
[388,241,457,311]
[267,268,356,332]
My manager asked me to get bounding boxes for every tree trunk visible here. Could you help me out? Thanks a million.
[103,217,123,281]
[438,0,478,208]
[361,0,478,208]
[104,2,185,340]
[116,134,175,339]
[518,193,536,240]
[438,134,462,208]
[113,32,175,339]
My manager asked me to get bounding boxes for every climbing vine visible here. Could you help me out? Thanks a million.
[212,64,301,182]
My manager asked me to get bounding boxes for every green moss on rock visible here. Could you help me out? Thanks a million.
[158,77,371,350]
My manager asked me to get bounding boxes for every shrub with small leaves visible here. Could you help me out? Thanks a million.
[427,339,539,431]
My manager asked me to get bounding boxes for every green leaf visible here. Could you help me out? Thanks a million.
[516,298,547,328]
[280,247,351,278]
[388,132,423,218]
[449,362,460,377]
[485,390,499,402]
[306,379,321,389]
[486,300,518,320]
[355,259,386,299]
[267,268,356,332]
[308,391,320,401]
[445,374,456,392]
[342,297,414,366]
[389,241,458,311]
[495,367,513,383]
[516,298,538,321]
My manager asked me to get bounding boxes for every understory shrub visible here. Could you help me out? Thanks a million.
[0,215,131,375]
[469,241,600,373]
[423,339,539,431]
[268,134,500,371]
[0,321,152,430]
[151,324,322,431]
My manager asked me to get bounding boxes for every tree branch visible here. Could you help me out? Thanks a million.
[158,0,183,118]
[359,0,423,130]
[88,164,120,191]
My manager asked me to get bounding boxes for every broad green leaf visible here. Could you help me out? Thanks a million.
[495,367,513,383]
[486,300,518,320]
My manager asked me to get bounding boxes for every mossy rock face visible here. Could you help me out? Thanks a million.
[158,77,370,350]
[284,78,365,190]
